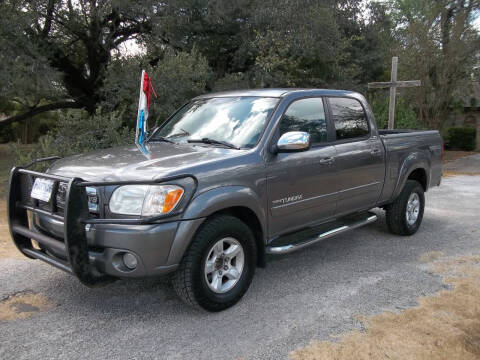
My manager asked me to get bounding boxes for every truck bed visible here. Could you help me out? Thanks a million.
[376,129,443,206]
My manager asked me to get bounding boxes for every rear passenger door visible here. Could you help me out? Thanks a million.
[266,97,338,238]
[327,97,385,216]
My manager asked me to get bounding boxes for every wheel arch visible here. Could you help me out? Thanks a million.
[407,168,428,191]
[168,186,267,267]
[392,152,430,200]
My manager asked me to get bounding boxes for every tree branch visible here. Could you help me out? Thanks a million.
[0,101,82,127]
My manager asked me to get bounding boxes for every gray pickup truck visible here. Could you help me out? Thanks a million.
[8,89,442,311]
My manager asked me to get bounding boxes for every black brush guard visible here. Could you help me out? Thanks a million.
[7,157,196,286]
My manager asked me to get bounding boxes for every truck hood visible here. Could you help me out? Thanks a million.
[47,142,242,181]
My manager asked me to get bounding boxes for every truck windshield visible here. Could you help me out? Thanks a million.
[151,96,279,149]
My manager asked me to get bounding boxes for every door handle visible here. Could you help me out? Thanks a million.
[371,148,382,156]
[319,157,335,165]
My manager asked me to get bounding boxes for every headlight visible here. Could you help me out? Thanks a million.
[109,185,184,216]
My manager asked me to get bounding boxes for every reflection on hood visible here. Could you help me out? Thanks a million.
[47,142,242,182]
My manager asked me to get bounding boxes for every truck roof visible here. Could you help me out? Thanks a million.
[194,88,358,99]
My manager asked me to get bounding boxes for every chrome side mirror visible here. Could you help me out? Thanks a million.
[276,131,311,153]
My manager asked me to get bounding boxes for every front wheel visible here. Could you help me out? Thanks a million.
[386,180,425,236]
[172,215,257,311]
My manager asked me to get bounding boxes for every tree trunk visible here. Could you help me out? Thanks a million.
[22,120,28,144]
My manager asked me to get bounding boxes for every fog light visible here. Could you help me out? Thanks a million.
[123,253,138,270]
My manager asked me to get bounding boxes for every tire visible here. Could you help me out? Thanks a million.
[386,180,425,236]
[172,215,257,311]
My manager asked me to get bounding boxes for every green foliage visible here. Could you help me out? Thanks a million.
[370,96,425,130]
[389,0,480,129]
[446,127,477,151]
[1,0,478,145]
[0,0,396,138]
[0,1,65,107]
[101,49,210,128]
[251,2,345,88]
[10,109,134,167]
[146,49,211,126]
[0,111,59,143]
[0,0,160,131]
[213,73,251,92]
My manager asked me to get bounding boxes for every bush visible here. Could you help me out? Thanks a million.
[9,109,134,169]
[0,103,60,143]
[370,96,425,130]
[446,127,477,151]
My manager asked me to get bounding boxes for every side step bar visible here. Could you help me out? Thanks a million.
[266,213,378,255]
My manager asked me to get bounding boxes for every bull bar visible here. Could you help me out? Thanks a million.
[7,157,197,286]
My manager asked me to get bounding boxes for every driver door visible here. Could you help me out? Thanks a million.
[266,97,338,238]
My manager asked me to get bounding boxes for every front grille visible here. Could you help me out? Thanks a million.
[23,177,99,216]
[56,181,67,208]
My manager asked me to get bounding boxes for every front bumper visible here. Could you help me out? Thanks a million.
[35,215,201,278]
[7,162,200,286]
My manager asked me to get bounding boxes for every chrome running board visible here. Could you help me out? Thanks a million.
[266,212,378,255]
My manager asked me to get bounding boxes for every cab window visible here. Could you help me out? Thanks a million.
[328,97,369,140]
[279,98,328,144]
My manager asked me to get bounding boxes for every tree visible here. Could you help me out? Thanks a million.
[337,1,394,87]
[390,0,480,129]
[101,48,210,127]
[250,0,344,88]
[3,0,475,139]
[0,0,159,127]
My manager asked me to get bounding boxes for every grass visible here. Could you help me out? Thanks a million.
[0,143,32,199]
[0,143,30,258]
[0,144,13,200]
[443,150,477,164]
[442,151,480,177]
[419,251,444,263]
[443,170,480,177]
[291,254,480,360]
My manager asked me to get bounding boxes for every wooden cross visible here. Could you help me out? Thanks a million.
[368,57,421,130]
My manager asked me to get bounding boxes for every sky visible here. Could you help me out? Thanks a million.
[474,15,480,30]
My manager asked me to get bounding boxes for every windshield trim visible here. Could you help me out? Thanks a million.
[149,96,282,149]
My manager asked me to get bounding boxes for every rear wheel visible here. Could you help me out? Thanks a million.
[172,215,257,311]
[386,180,425,236]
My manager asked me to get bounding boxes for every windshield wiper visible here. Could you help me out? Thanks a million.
[187,138,240,150]
[150,136,175,144]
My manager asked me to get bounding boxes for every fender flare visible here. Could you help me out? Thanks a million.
[166,186,267,265]
[392,152,430,200]
[184,186,266,224]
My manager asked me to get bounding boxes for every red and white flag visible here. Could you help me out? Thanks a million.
[136,70,157,145]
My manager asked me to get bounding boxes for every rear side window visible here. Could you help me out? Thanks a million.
[279,98,328,144]
[328,97,369,140]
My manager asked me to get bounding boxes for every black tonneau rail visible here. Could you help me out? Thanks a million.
[7,157,197,286]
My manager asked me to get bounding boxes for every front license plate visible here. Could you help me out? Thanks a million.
[31,178,54,202]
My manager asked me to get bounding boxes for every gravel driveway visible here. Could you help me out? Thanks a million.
[1,173,479,360]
